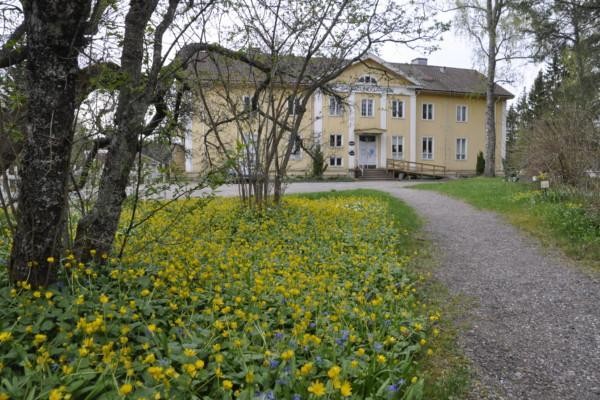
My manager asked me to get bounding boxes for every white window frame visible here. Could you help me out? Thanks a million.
[329,156,343,167]
[329,96,342,116]
[329,134,343,148]
[421,136,434,160]
[456,105,468,122]
[288,96,301,116]
[422,103,434,120]
[361,98,374,117]
[391,100,404,119]
[456,138,467,160]
[242,95,252,112]
[391,135,404,160]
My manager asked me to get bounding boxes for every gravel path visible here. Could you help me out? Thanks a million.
[384,186,600,400]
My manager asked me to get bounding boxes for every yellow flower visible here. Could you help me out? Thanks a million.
[195,359,205,369]
[33,334,47,345]
[119,383,133,395]
[0,392,8,400]
[222,380,233,390]
[47,256,55,263]
[0,332,12,343]
[245,370,255,383]
[281,349,294,360]
[340,381,352,397]
[356,348,365,356]
[183,348,196,357]
[307,380,326,396]
[327,365,341,379]
[141,289,151,297]
[147,324,157,333]
[33,291,41,298]
[411,376,418,384]
[300,362,314,376]
[376,354,386,364]
[45,291,54,299]
[99,294,109,304]
[419,338,427,346]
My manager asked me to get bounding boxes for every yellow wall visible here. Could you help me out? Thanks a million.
[188,59,509,177]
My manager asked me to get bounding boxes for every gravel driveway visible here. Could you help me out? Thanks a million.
[384,185,600,400]
[192,180,600,399]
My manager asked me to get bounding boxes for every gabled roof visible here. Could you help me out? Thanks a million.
[189,50,513,98]
[386,62,513,98]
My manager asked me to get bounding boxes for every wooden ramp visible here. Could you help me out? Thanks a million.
[386,159,446,178]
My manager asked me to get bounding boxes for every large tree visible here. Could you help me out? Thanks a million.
[194,0,446,207]
[455,0,527,176]
[0,0,216,285]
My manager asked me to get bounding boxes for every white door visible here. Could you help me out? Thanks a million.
[359,135,377,167]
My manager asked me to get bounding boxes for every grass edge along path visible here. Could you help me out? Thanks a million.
[412,178,600,271]
[298,190,472,400]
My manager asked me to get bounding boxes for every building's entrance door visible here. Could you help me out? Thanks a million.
[359,135,377,168]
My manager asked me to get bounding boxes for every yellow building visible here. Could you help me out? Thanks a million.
[184,54,513,178]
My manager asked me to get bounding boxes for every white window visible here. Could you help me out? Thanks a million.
[422,137,433,160]
[329,96,342,116]
[456,138,467,160]
[329,156,343,167]
[242,95,252,112]
[456,105,468,122]
[358,75,377,85]
[329,134,343,148]
[361,99,374,117]
[288,96,301,116]
[422,103,434,120]
[391,100,404,118]
[392,136,404,160]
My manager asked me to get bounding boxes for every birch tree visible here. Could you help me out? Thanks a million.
[455,0,526,176]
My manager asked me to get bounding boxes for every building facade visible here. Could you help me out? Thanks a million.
[184,54,513,177]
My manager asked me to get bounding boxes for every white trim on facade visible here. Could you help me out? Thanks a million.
[314,89,323,145]
[409,91,417,163]
[348,92,356,169]
[501,101,507,160]
[380,93,387,129]
[184,115,193,173]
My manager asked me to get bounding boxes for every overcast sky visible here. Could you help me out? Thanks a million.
[379,16,541,105]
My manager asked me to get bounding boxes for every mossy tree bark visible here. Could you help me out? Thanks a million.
[8,1,92,286]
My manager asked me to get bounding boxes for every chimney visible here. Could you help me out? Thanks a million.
[411,57,428,65]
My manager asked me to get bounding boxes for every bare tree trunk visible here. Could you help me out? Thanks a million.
[9,1,90,286]
[74,0,159,261]
[484,0,497,177]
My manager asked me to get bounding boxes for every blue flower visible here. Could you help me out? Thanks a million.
[269,359,280,368]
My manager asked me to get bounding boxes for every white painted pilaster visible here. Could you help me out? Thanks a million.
[184,115,193,173]
[380,133,387,168]
[409,91,417,163]
[500,100,507,161]
[380,92,387,130]
[348,93,356,170]
[313,90,323,145]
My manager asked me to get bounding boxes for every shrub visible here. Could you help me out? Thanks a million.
[476,152,485,175]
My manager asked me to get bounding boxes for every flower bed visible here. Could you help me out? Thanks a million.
[0,196,437,399]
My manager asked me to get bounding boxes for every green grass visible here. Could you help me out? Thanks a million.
[297,189,472,400]
[413,178,600,270]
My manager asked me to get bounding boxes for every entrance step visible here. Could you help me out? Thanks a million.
[358,168,395,180]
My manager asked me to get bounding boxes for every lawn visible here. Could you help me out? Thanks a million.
[413,178,600,269]
[0,191,450,399]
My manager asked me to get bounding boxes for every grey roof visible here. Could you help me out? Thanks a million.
[387,62,513,98]
[190,51,513,98]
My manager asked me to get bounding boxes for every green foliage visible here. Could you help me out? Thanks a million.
[413,178,600,268]
[311,146,328,179]
[475,152,485,176]
[0,194,440,399]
